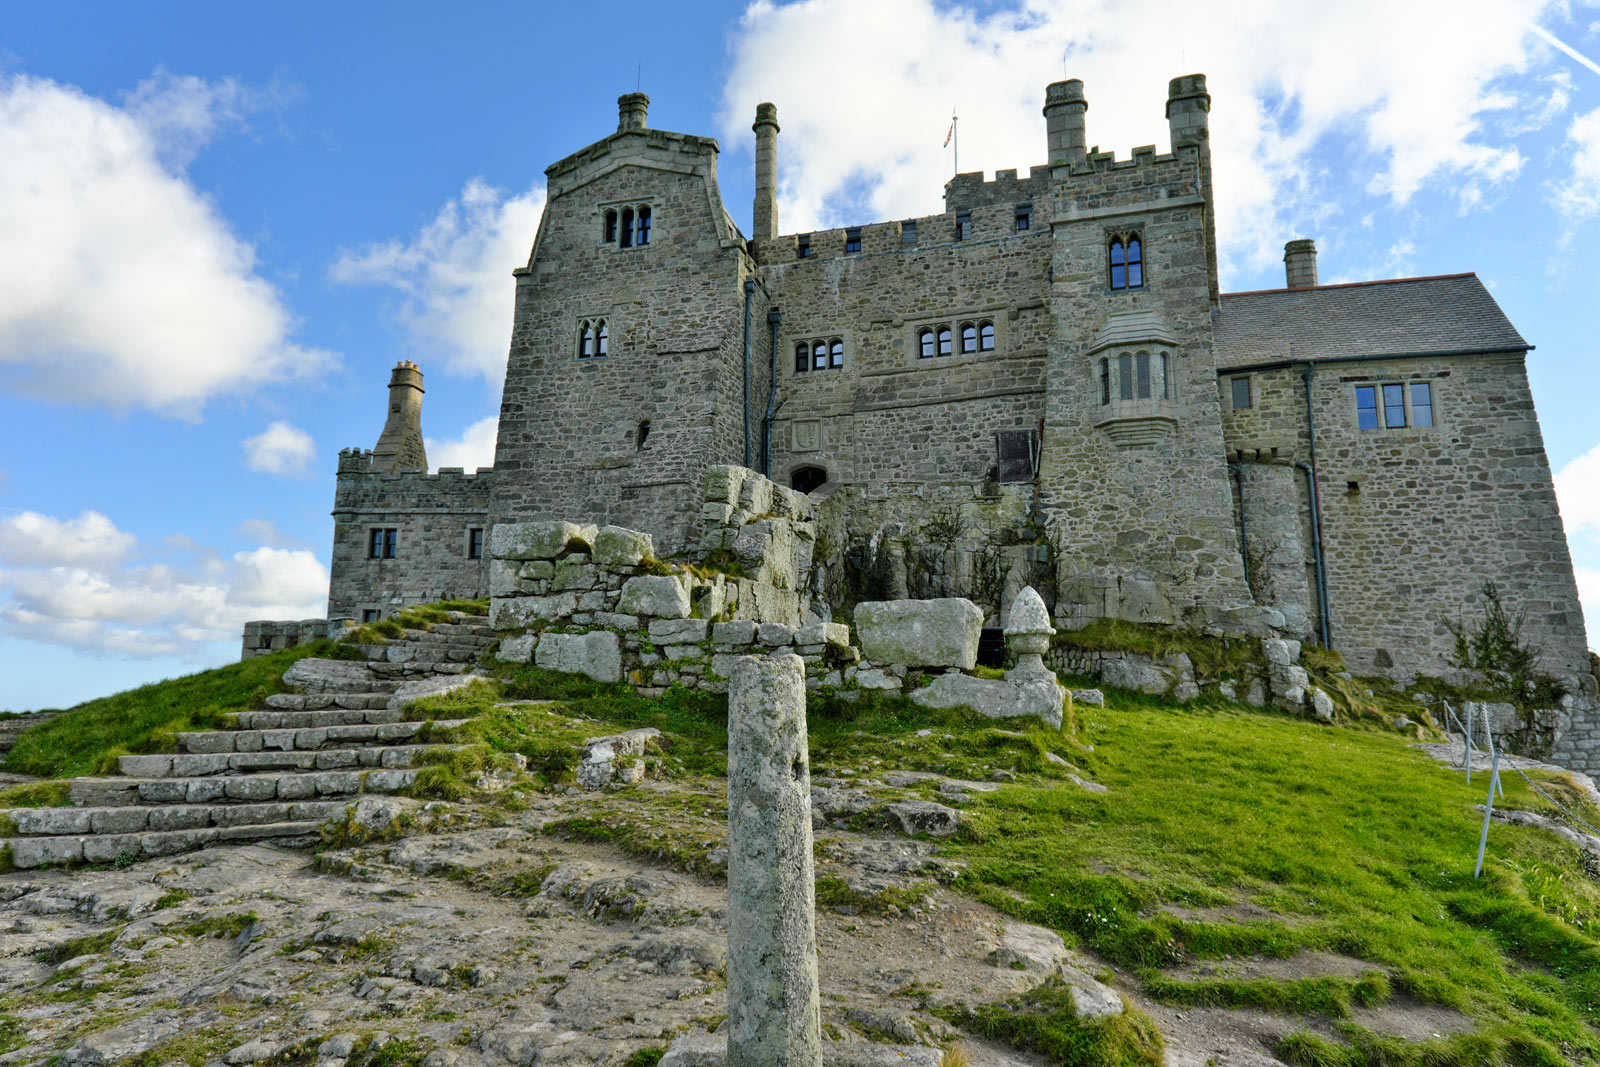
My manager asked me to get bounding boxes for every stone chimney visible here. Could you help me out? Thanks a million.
[1284,239,1319,289]
[1043,79,1088,167]
[1166,73,1210,146]
[371,361,427,473]
[752,102,780,241]
[617,92,649,133]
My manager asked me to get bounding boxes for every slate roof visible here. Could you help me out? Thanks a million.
[1213,274,1528,371]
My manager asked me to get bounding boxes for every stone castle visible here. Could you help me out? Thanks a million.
[325,72,1594,701]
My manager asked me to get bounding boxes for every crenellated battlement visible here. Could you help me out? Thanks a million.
[943,166,1050,214]
[752,198,1044,266]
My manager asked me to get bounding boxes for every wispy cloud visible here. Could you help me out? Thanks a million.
[242,421,317,476]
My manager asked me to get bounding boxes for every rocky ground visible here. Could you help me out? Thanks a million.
[5,730,1564,1067]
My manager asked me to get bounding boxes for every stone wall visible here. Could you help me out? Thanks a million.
[240,619,333,660]
[1219,353,1593,693]
[328,450,493,620]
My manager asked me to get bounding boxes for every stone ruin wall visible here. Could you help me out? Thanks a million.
[327,449,493,621]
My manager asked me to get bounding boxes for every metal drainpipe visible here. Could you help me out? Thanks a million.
[742,279,755,468]
[762,307,782,475]
[1299,363,1333,647]
[1227,460,1250,591]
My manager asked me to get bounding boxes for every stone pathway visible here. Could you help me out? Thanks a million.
[1,614,495,869]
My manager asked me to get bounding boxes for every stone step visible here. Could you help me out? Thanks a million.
[360,646,484,665]
[71,767,417,806]
[234,708,407,729]
[176,719,468,755]
[264,692,392,711]
[282,659,398,694]
[118,744,459,778]
[429,621,494,637]
[3,799,349,836]
[364,660,475,678]
[5,821,323,869]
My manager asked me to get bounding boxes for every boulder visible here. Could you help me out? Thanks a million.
[854,598,983,668]
[536,631,622,683]
[887,800,962,837]
[498,634,536,663]
[577,728,659,790]
[489,521,597,561]
[618,575,691,619]
[592,525,654,568]
[910,669,1064,730]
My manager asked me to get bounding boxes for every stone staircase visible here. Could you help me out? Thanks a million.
[2,614,497,870]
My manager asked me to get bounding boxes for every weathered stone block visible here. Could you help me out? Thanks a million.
[490,521,597,561]
[714,620,760,648]
[650,618,709,644]
[577,727,659,790]
[592,526,654,568]
[490,592,578,629]
[795,621,849,650]
[757,622,795,647]
[887,800,961,837]
[619,575,691,618]
[854,598,983,669]
[498,634,536,663]
[536,631,622,683]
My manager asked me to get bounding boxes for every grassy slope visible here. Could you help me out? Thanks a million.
[8,623,1600,1064]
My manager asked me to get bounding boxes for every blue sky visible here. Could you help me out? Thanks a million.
[2,0,1599,711]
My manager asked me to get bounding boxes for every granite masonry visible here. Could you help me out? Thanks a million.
[303,71,1594,758]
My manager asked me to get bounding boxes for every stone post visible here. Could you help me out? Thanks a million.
[726,653,821,1067]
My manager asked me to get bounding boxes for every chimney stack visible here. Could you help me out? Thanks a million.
[1165,74,1211,147]
[1284,239,1319,289]
[617,92,649,133]
[1043,79,1088,167]
[753,102,780,242]
[371,361,428,473]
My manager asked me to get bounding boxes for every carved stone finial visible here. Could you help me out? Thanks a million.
[1004,586,1054,658]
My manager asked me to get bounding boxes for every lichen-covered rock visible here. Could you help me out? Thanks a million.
[387,673,484,712]
[536,631,622,683]
[619,575,691,618]
[887,800,962,837]
[650,618,709,644]
[909,670,1064,729]
[498,634,536,663]
[1310,687,1335,721]
[490,521,598,561]
[854,598,983,669]
[592,525,654,568]
[577,727,660,789]
[489,592,579,629]
[1071,688,1105,707]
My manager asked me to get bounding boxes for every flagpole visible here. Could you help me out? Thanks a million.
[953,112,959,176]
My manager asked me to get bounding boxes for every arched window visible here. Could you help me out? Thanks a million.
[1136,352,1151,398]
[791,466,828,494]
[919,329,935,359]
[1099,358,1111,405]
[795,342,809,373]
[937,327,952,356]
[603,210,618,243]
[578,322,594,359]
[812,342,827,370]
[1109,238,1126,289]
[829,338,844,368]
[595,321,608,356]
[1118,353,1134,400]
[619,207,634,248]
[1126,235,1143,288]
[960,323,977,353]
[979,321,995,351]
[636,205,651,245]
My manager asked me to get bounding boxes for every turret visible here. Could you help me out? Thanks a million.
[1043,79,1088,167]
[1284,239,1319,289]
[371,361,427,473]
[1167,73,1219,307]
[752,102,780,241]
[617,92,649,132]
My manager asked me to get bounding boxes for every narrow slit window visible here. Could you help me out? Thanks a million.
[797,234,811,259]
[619,208,634,248]
[901,220,917,246]
[603,210,618,243]
[979,321,995,351]
[1158,353,1169,399]
[829,339,844,368]
[955,212,971,241]
[845,227,861,254]
[1356,385,1378,429]
[362,609,381,624]
[1383,383,1407,428]
[1109,238,1126,289]
[1230,376,1251,411]
[1118,353,1134,400]
[468,528,484,560]
[595,321,607,356]
[1100,358,1111,405]
[1411,382,1433,427]
[1015,203,1032,231]
[637,420,651,449]
[579,323,593,359]
[795,342,809,373]
[1127,236,1143,287]
[636,205,651,245]
[937,326,952,356]
[1136,352,1152,398]
[960,323,977,353]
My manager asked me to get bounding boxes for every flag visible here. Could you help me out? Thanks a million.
[943,122,953,148]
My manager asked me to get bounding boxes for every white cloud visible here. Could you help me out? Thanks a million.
[425,416,499,473]
[0,510,137,567]
[1555,443,1600,538]
[331,179,546,385]
[0,512,328,659]
[243,421,317,475]
[0,72,331,415]
[1552,104,1600,226]
[718,0,1564,277]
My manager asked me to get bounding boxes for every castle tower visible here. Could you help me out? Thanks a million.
[752,102,780,241]
[1166,74,1219,307]
[371,361,428,473]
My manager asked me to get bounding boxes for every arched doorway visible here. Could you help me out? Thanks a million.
[790,466,828,494]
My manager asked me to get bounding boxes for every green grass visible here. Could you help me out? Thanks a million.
[936,980,1162,1066]
[0,779,71,807]
[2,641,333,779]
